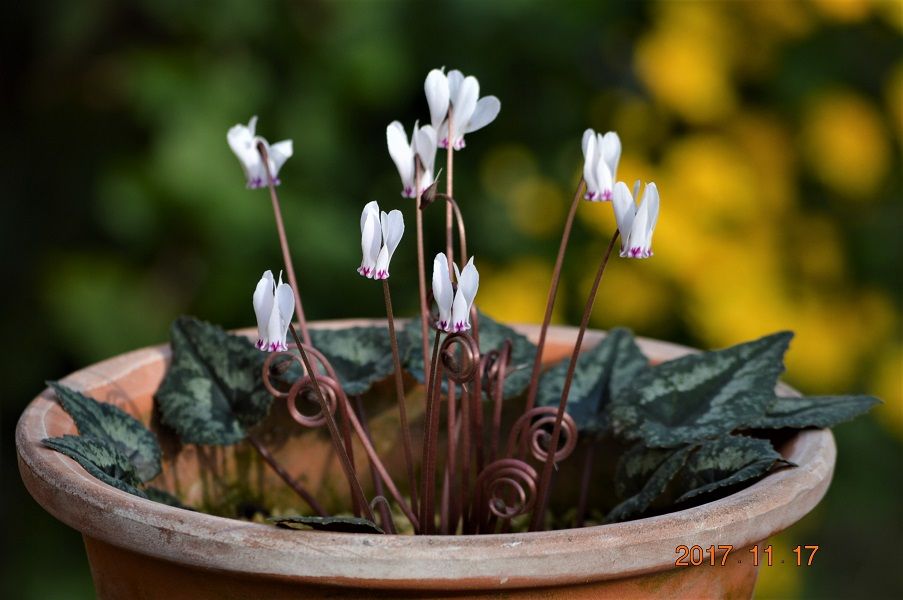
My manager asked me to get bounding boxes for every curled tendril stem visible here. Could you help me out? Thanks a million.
[286,324,373,521]
[471,458,538,534]
[529,230,619,532]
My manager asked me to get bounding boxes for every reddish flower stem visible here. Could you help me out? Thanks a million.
[382,279,418,515]
[529,230,619,531]
[523,179,586,413]
[257,142,311,346]
[419,331,443,534]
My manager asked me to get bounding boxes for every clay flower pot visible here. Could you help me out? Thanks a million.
[17,321,835,599]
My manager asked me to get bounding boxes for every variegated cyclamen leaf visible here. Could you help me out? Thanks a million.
[605,444,694,523]
[674,435,791,503]
[155,316,271,445]
[538,328,648,436]
[48,382,162,482]
[746,395,880,430]
[308,326,412,396]
[271,515,385,534]
[404,312,538,399]
[610,332,793,448]
[42,435,147,498]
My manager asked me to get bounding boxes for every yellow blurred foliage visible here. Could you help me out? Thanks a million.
[800,91,891,198]
[478,258,563,325]
[636,3,737,123]
[810,0,872,22]
[480,144,538,199]
[886,61,903,139]
[589,258,672,333]
[505,177,565,238]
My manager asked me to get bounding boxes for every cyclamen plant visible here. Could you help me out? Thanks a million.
[41,67,879,537]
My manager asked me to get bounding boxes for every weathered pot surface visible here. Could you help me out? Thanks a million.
[17,320,835,599]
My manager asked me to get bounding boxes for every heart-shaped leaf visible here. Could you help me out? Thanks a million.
[605,443,694,523]
[48,382,162,482]
[155,316,271,445]
[746,395,880,430]
[610,332,793,448]
[271,515,385,534]
[42,435,147,497]
[673,434,791,503]
[538,328,648,436]
[308,326,411,396]
[404,312,538,399]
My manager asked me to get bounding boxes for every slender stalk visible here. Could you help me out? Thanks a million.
[257,142,311,345]
[420,331,443,534]
[288,324,373,521]
[353,395,394,532]
[382,279,418,514]
[575,442,595,527]
[247,434,327,516]
[414,164,432,386]
[529,230,619,531]
[444,379,458,533]
[524,179,586,413]
[445,109,455,272]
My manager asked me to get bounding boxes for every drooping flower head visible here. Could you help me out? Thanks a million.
[581,129,621,201]
[425,68,500,150]
[252,270,295,351]
[358,201,405,280]
[386,121,438,198]
[431,253,479,332]
[612,181,660,259]
[227,116,293,189]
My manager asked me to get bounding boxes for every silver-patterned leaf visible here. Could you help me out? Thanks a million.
[605,444,694,523]
[48,382,162,482]
[610,332,793,448]
[42,435,147,498]
[155,316,271,445]
[308,326,412,396]
[674,434,790,502]
[747,395,880,430]
[538,328,648,435]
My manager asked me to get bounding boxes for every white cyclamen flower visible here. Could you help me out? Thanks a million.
[252,270,295,352]
[431,253,479,332]
[425,68,500,150]
[386,121,438,198]
[612,181,660,259]
[227,116,293,189]
[358,201,405,279]
[581,129,621,201]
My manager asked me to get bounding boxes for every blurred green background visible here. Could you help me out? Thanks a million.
[3,0,901,598]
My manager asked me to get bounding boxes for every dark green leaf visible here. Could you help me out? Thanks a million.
[48,382,162,482]
[308,326,411,396]
[746,395,880,430]
[271,515,384,534]
[605,444,694,523]
[155,316,271,445]
[610,332,793,448]
[404,312,538,399]
[674,435,790,503]
[538,328,648,435]
[145,487,191,509]
[42,435,147,498]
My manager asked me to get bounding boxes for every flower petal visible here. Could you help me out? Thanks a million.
[463,96,500,134]
[386,121,415,196]
[582,131,599,198]
[413,124,438,174]
[612,181,637,253]
[600,131,621,184]
[451,76,479,136]
[447,69,464,104]
[268,276,295,351]
[268,140,293,179]
[253,270,275,348]
[425,69,450,130]
[359,202,382,277]
[642,182,660,256]
[431,253,454,331]
[458,256,480,310]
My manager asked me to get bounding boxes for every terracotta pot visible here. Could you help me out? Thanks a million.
[17,321,835,599]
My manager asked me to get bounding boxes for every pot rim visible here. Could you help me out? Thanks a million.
[17,319,835,591]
